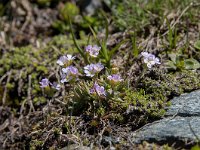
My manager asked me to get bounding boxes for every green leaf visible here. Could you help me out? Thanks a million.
[184,58,200,70]
[69,20,87,63]
[109,39,129,57]
[194,40,200,50]
[164,61,177,70]
[99,10,109,43]
[168,53,177,64]
[131,33,139,58]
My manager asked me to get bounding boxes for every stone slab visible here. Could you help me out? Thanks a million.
[131,90,200,146]
[131,116,200,144]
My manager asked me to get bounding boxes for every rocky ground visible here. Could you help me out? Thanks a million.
[131,90,200,149]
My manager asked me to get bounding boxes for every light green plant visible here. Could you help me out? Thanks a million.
[165,52,200,70]
[167,23,178,50]
[131,33,139,58]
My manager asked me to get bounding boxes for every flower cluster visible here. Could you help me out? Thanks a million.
[141,52,161,68]
[85,45,101,57]
[39,78,61,90]
[84,63,104,77]
[90,82,106,97]
[40,54,78,89]
[61,66,79,83]
[38,39,165,122]
[56,53,80,83]
[40,45,124,98]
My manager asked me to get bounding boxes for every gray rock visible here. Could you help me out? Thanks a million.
[131,116,200,144]
[130,90,200,146]
[166,90,200,116]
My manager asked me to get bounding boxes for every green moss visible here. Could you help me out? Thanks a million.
[141,70,200,98]
[6,83,14,89]
[127,69,200,120]
[30,140,44,150]
[36,0,52,6]
[53,128,61,137]
[111,113,124,122]
[138,141,173,150]
[0,35,88,107]
[123,89,166,117]
[60,2,79,22]
[33,97,47,106]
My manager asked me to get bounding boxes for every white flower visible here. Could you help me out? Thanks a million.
[66,54,75,61]
[57,55,75,66]
[84,63,104,77]
[141,52,161,68]
[84,64,95,77]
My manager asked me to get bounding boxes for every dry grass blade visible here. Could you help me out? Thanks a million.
[2,70,12,105]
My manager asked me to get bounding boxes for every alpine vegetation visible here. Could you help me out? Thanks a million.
[40,44,127,119]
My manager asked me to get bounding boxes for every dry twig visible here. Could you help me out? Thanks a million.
[2,70,12,105]
[27,75,35,114]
